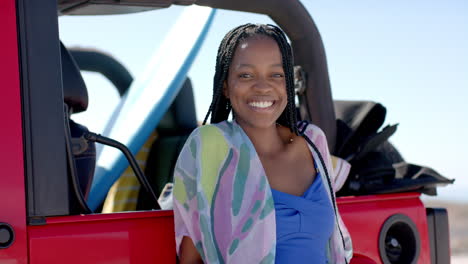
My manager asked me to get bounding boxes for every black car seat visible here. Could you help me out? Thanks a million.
[61,42,96,211]
[137,79,198,210]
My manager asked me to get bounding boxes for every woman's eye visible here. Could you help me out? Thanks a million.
[239,73,252,78]
[272,73,285,78]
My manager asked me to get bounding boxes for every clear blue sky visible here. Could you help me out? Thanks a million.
[59,1,468,201]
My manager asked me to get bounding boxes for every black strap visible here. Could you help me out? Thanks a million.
[297,121,349,263]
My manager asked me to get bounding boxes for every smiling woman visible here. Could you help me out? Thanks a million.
[223,36,288,131]
[173,23,352,264]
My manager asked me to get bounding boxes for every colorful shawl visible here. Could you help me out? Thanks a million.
[173,121,353,263]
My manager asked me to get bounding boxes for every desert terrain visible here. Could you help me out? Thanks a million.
[423,199,468,263]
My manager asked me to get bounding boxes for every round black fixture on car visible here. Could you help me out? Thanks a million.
[0,223,15,249]
[379,214,420,264]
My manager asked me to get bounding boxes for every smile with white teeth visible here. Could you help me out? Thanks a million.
[248,101,274,108]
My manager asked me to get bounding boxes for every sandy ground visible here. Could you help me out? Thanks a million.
[423,199,468,262]
[452,255,468,264]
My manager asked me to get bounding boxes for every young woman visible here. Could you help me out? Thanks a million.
[173,24,352,264]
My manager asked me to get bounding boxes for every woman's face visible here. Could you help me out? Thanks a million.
[224,36,287,130]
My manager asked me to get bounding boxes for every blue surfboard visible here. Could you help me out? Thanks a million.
[88,6,215,210]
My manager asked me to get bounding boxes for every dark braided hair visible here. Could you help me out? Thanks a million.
[202,23,299,135]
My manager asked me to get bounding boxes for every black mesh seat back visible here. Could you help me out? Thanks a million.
[61,42,88,114]
[69,119,96,199]
[137,79,197,210]
[157,78,198,136]
[61,42,96,200]
[144,135,189,196]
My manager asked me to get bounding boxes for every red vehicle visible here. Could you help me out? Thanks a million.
[0,0,453,263]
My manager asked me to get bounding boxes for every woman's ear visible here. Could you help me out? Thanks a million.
[223,81,229,98]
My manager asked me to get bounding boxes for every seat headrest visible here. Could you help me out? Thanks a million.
[158,78,198,135]
[61,42,88,114]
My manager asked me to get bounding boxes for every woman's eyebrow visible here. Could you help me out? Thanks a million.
[237,64,254,69]
[236,63,283,68]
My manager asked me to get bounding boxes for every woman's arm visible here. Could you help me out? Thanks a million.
[179,236,203,264]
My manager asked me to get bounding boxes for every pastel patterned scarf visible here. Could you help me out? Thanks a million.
[173,121,352,263]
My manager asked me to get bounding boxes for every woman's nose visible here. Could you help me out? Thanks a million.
[252,78,272,92]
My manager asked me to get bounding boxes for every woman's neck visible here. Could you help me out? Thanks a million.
[236,121,286,156]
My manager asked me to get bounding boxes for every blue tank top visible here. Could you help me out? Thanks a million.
[271,168,335,263]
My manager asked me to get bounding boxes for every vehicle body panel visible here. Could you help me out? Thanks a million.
[28,211,175,263]
[26,194,432,264]
[0,1,28,263]
[339,193,431,264]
